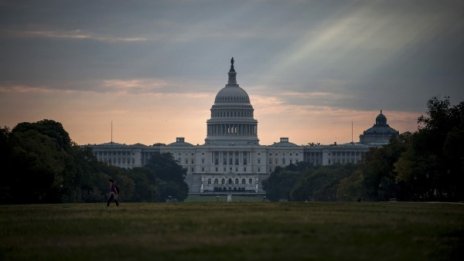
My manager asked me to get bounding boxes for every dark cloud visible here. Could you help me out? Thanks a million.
[0,0,463,112]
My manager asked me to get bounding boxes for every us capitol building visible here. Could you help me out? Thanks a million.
[88,58,399,195]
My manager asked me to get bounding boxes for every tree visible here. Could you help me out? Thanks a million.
[141,153,189,202]
[13,120,72,151]
[263,168,303,201]
[263,163,357,201]
[0,127,13,202]
[2,120,74,203]
[1,120,124,203]
[336,169,363,201]
[0,119,189,204]
[129,168,157,202]
[395,97,464,200]
[290,165,356,201]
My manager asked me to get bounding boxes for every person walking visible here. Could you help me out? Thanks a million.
[107,179,119,207]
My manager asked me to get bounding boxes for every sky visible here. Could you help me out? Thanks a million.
[0,0,463,146]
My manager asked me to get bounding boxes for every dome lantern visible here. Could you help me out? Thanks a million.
[228,57,237,85]
[375,110,387,126]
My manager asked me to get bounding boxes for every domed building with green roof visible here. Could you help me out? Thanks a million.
[360,110,399,146]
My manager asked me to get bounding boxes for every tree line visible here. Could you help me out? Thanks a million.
[264,97,464,201]
[1,97,462,203]
[0,120,188,204]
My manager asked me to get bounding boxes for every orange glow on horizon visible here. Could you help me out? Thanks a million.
[0,86,420,146]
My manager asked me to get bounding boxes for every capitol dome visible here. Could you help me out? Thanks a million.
[205,58,259,145]
[213,57,251,104]
[214,86,250,104]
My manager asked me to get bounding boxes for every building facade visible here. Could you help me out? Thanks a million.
[360,110,399,146]
[89,58,398,195]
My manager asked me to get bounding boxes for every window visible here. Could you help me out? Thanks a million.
[242,179,246,184]
[214,179,218,184]
[208,179,211,185]
[235,178,239,184]
[249,178,253,184]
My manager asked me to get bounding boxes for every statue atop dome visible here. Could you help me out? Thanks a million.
[228,57,237,84]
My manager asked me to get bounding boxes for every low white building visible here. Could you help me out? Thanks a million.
[304,142,369,166]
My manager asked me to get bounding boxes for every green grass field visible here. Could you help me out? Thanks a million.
[0,202,463,260]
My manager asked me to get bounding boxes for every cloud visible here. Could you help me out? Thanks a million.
[0,84,54,94]
[101,79,169,92]
[0,0,462,145]
[98,78,221,95]
[4,29,147,43]
[0,80,216,99]
[256,1,464,112]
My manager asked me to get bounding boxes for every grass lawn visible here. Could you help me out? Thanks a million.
[0,202,463,260]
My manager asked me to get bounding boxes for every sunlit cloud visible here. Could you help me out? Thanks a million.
[5,29,147,43]
[0,84,54,93]
[99,78,218,94]
[101,79,169,93]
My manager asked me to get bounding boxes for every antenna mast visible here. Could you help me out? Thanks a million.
[351,121,354,143]
[111,120,113,143]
